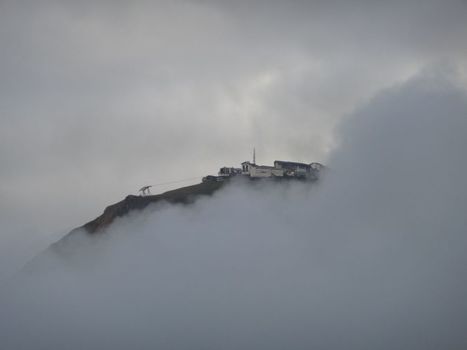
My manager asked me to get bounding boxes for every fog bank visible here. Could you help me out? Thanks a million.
[1,70,467,349]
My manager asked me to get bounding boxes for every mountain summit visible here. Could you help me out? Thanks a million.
[49,159,324,253]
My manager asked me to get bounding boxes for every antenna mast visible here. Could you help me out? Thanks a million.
[253,148,256,164]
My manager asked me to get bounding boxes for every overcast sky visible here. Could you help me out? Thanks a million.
[1,0,467,278]
[2,67,467,349]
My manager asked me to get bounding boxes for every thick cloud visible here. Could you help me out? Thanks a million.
[1,1,467,279]
[1,70,467,349]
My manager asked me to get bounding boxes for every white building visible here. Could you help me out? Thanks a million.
[241,161,283,178]
[205,159,324,182]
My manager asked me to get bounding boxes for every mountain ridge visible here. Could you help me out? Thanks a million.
[50,180,226,252]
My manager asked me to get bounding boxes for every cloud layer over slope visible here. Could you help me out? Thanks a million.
[1,70,467,349]
[2,1,467,279]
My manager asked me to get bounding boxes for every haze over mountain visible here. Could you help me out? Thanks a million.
[2,0,467,281]
[1,71,467,349]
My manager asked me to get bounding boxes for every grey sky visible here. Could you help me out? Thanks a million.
[1,0,467,278]
[1,70,467,349]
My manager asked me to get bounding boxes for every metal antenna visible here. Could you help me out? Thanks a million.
[253,147,256,164]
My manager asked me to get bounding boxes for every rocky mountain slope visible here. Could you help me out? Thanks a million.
[45,174,320,257]
[50,180,226,250]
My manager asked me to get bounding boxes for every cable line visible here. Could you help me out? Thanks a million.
[147,176,204,187]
